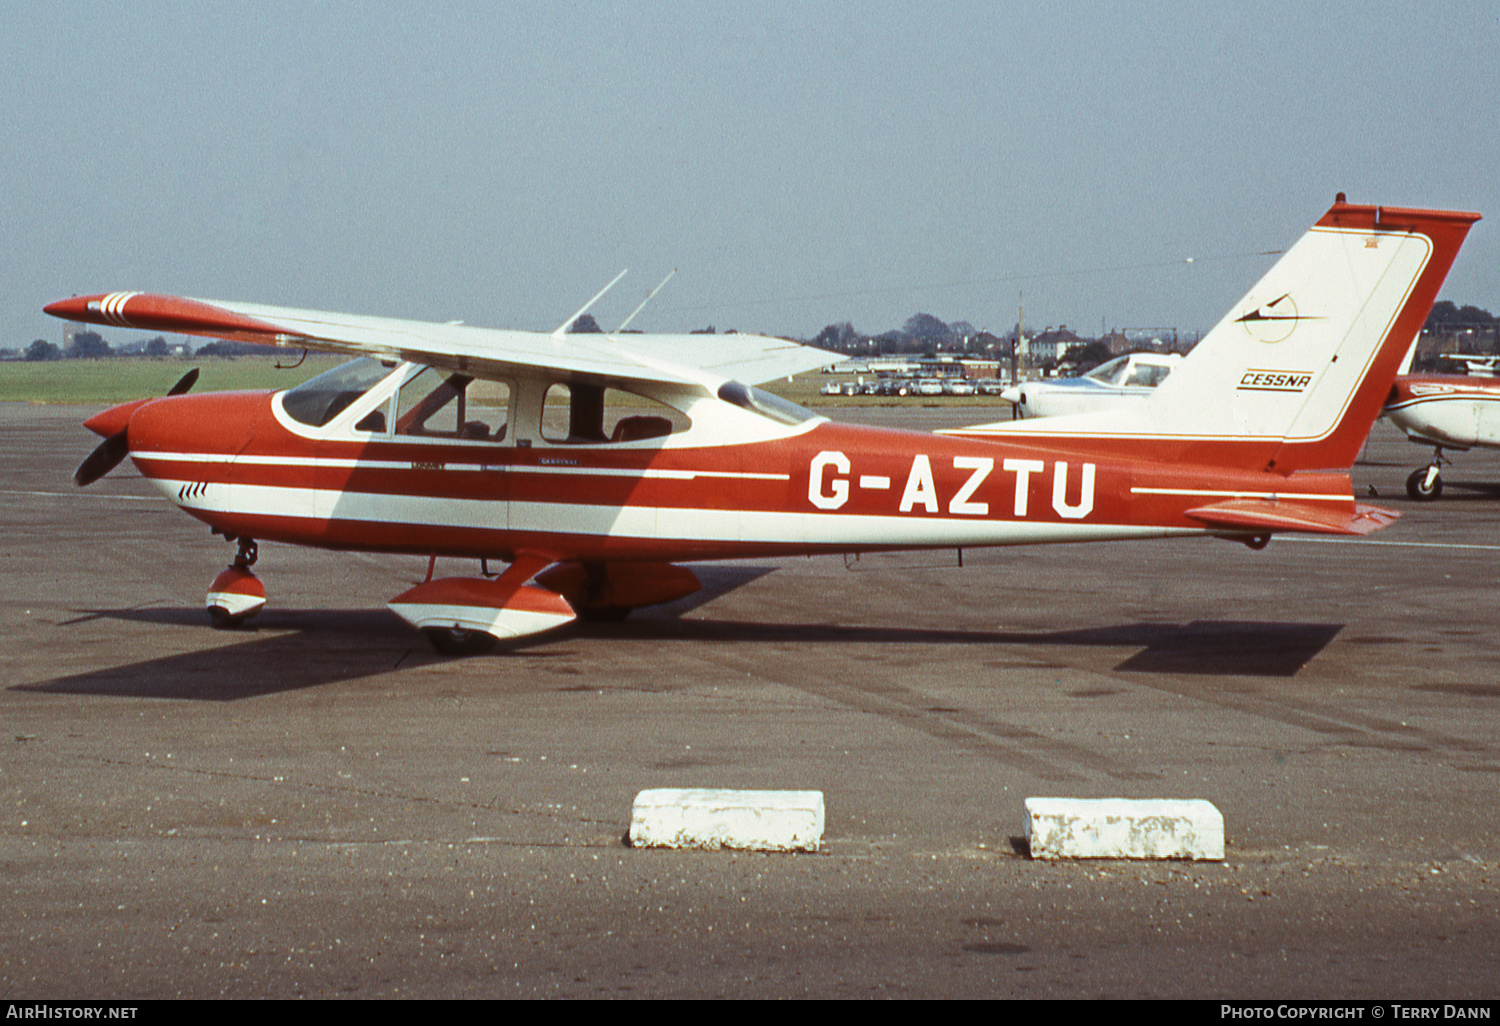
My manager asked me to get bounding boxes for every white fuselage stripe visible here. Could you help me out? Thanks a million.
[148,476,1202,548]
[134,450,789,482]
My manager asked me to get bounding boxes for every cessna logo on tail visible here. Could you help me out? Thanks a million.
[1236,294,1320,344]
[1238,369,1314,392]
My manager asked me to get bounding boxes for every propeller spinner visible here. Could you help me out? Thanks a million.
[74,368,199,487]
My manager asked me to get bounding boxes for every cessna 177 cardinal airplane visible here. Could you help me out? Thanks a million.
[47,195,1479,653]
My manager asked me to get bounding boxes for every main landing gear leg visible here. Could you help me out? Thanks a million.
[1406,448,1446,501]
[206,537,266,629]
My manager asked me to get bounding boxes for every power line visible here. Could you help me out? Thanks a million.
[659,249,1286,316]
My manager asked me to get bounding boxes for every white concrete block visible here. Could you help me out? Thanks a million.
[629,789,825,852]
[1025,797,1224,861]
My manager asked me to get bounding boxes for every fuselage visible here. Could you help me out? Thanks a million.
[1000,353,1180,419]
[1384,373,1500,451]
[108,359,1358,564]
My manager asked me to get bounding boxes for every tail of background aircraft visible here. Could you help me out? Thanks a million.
[957,196,1480,473]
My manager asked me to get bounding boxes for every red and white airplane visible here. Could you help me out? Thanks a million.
[1383,371,1500,499]
[47,195,1479,653]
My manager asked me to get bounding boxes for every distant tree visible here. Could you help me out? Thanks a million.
[69,330,111,358]
[948,321,977,346]
[25,339,60,361]
[567,314,603,334]
[1427,301,1495,328]
[144,336,170,357]
[690,325,717,335]
[195,339,268,357]
[813,322,859,352]
[903,313,954,346]
[1072,340,1113,371]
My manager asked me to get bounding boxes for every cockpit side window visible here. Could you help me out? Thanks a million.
[394,368,511,442]
[1124,363,1168,387]
[282,358,398,428]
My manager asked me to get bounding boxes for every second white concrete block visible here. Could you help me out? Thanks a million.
[1025,797,1224,860]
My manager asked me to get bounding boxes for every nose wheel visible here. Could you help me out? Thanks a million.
[1406,449,1447,501]
[206,538,266,628]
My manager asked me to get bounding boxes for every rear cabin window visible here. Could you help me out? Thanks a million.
[1124,362,1172,388]
[540,383,689,444]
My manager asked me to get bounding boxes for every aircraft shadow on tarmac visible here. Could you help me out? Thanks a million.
[17,572,1342,701]
[619,616,1343,678]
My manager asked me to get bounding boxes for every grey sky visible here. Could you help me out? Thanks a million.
[4,1,1497,349]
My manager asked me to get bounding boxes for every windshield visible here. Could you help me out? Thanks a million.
[1084,355,1129,385]
[281,357,397,427]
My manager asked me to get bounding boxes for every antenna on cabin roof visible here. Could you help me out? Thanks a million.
[613,269,677,336]
[551,269,628,339]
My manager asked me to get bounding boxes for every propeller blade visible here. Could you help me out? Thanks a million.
[74,430,129,487]
[166,367,199,395]
[73,368,198,486]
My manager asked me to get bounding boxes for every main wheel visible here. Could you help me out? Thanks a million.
[208,606,248,630]
[1406,467,1443,501]
[423,626,498,656]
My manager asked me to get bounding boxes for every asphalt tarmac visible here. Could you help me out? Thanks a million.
[2,402,1497,999]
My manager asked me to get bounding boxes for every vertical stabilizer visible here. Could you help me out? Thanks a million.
[1146,197,1479,470]
[952,197,1479,473]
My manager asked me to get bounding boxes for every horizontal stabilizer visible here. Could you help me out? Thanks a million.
[1185,499,1399,537]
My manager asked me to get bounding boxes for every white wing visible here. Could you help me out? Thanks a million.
[45,292,835,390]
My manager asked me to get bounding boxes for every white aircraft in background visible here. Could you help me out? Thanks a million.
[1384,372,1500,499]
[1438,354,1498,377]
[1000,351,1181,418]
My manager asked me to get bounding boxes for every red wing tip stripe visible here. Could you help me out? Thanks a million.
[49,292,292,340]
[96,291,141,326]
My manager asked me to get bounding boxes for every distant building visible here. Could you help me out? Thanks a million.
[1027,326,1085,364]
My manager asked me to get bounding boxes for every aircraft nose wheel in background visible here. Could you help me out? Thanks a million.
[1406,449,1447,501]
[206,538,266,628]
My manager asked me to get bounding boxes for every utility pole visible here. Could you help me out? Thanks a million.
[1012,292,1024,420]
[1011,291,1023,387]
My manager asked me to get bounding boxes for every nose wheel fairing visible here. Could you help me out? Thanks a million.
[206,539,265,628]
